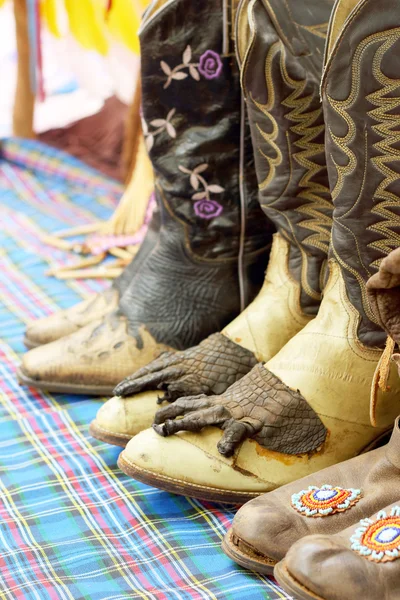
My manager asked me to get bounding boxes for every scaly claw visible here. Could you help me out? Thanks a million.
[113,332,257,402]
[153,363,328,458]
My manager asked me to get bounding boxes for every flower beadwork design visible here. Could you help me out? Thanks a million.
[179,164,224,220]
[161,46,223,89]
[351,507,400,562]
[291,485,362,518]
[142,109,177,152]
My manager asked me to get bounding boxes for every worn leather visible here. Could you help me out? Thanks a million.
[24,287,119,347]
[322,0,400,348]
[240,0,334,315]
[110,234,311,407]
[230,419,400,565]
[21,311,171,390]
[282,500,400,599]
[119,263,400,497]
[114,332,258,401]
[367,247,400,345]
[154,363,327,457]
[108,0,272,349]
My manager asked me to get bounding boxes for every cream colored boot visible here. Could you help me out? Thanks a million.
[91,0,334,445]
[117,0,400,503]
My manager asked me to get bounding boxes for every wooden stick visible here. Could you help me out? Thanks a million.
[13,0,35,138]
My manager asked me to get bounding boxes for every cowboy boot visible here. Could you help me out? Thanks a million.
[222,246,400,574]
[117,0,400,503]
[90,0,335,446]
[275,499,400,600]
[17,0,271,396]
[223,419,400,576]
[23,209,161,349]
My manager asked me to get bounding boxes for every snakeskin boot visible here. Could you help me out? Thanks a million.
[90,0,335,446]
[117,0,400,503]
[17,0,271,396]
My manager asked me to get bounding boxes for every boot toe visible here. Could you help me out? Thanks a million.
[231,494,302,563]
[91,392,161,444]
[25,313,79,347]
[20,316,172,394]
[24,288,119,348]
[284,535,379,600]
[119,427,274,502]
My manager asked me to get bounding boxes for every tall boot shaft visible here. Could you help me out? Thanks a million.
[322,0,400,347]
[238,0,334,315]
[139,0,269,262]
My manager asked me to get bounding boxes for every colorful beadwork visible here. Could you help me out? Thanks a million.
[291,485,362,517]
[351,506,400,562]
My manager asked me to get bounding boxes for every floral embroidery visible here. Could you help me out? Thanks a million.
[179,164,224,220]
[198,50,223,80]
[161,46,223,89]
[142,109,177,152]
[291,485,362,517]
[351,507,400,563]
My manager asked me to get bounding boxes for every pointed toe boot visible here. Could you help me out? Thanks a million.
[275,500,400,600]
[222,417,400,573]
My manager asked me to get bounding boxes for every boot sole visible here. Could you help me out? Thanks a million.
[274,560,326,600]
[221,529,276,574]
[117,427,392,504]
[89,421,132,448]
[117,453,261,504]
[17,367,115,397]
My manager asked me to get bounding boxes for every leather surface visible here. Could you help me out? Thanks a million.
[367,247,400,345]
[21,0,274,389]
[113,332,258,401]
[118,0,273,349]
[322,0,400,347]
[108,235,311,416]
[140,0,270,261]
[120,265,400,495]
[284,499,400,599]
[21,312,171,388]
[95,392,161,438]
[241,0,334,315]
[154,363,327,457]
[25,287,119,346]
[231,419,400,564]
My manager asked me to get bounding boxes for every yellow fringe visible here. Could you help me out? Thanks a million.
[370,336,396,427]
[64,0,109,55]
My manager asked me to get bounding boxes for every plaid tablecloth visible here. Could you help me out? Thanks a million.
[0,139,290,600]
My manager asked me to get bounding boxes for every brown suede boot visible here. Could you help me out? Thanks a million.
[116,0,400,502]
[275,500,400,600]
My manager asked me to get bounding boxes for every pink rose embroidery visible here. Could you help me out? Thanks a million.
[194,199,223,219]
[179,164,224,221]
[198,50,223,80]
